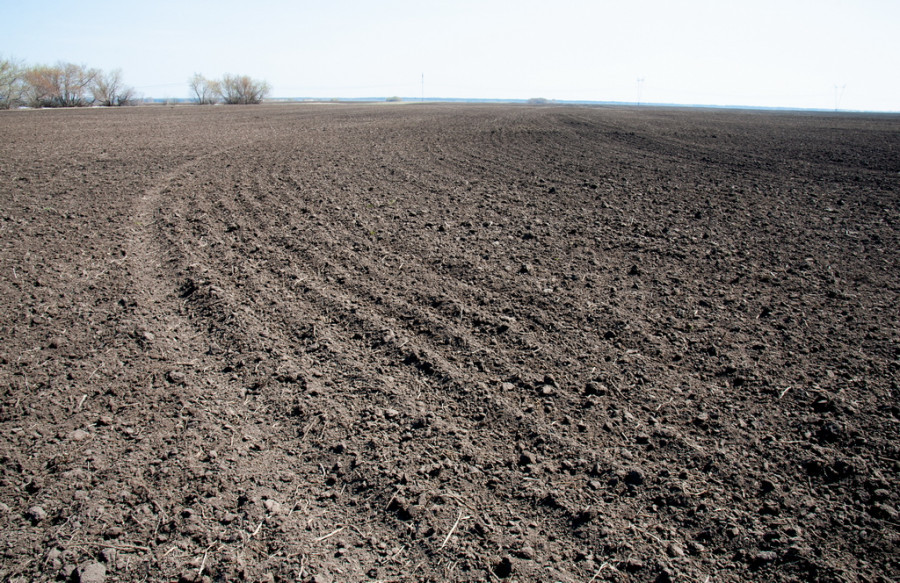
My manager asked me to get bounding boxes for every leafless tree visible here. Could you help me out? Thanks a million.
[0,55,26,109]
[188,73,220,105]
[92,68,135,106]
[218,74,270,105]
[24,62,99,107]
[22,65,58,107]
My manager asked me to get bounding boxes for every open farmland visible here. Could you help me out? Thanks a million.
[1,103,898,582]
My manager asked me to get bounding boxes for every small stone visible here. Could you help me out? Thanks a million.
[305,379,325,395]
[69,429,90,442]
[48,336,66,349]
[166,370,186,385]
[47,548,63,567]
[263,499,283,514]
[753,550,778,565]
[220,512,238,524]
[384,408,400,419]
[516,545,535,560]
[518,452,537,466]
[141,331,155,342]
[539,385,555,397]
[667,542,685,557]
[99,547,118,565]
[276,368,302,383]
[519,263,534,274]
[27,506,48,524]
[76,562,106,583]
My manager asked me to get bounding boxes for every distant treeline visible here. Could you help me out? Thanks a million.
[0,55,271,109]
[188,73,270,105]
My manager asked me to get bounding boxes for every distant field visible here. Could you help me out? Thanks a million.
[1,104,898,582]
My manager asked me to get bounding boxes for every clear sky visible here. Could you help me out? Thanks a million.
[2,0,898,111]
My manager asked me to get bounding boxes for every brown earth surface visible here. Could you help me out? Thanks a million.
[1,103,899,583]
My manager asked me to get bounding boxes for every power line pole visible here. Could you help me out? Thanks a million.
[834,84,846,111]
[636,78,645,106]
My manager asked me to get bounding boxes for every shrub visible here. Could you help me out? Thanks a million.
[189,73,220,105]
[189,73,270,105]
[0,55,26,109]
[23,62,99,108]
[92,69,135,106]
[218,74,270,105]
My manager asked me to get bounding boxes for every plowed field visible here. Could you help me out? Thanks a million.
[1,104,898,582]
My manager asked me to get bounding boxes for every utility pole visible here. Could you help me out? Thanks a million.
[636,77,645,106]
[834,84,846,111]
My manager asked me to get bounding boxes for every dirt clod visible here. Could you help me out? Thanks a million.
[624,468,646,486]
[26,506,47,524]
[75,562,106,583]
[166,370,186,385]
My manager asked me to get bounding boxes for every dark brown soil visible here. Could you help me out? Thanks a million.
[1,103,898,583]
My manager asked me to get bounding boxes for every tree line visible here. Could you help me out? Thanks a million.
[0,57,134,109]
[189,73,270,105]
[0,55,271,109]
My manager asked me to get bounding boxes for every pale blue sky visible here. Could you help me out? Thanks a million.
[1,0,898,110]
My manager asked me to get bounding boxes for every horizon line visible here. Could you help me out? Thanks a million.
[132,95,900,115]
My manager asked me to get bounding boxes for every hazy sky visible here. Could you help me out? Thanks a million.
[2,0,898,110]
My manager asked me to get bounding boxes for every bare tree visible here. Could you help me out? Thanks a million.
[55,62,98,107]
[24,62,98,107]
[218,74,270,105]
[188,73,220,105]
[23,65,58,107]
[0,55,25,109]
[92,68,135,106]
